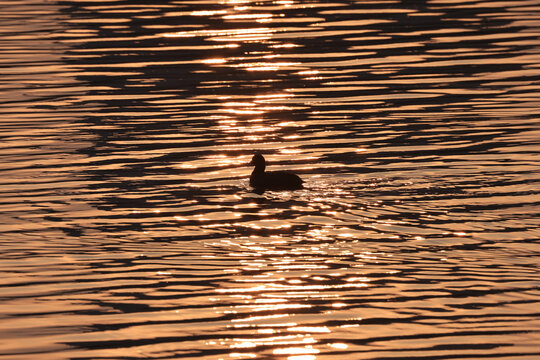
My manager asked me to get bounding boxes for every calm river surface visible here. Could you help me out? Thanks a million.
[1,0,540,359]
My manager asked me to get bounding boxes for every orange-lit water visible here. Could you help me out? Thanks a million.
[1,0,540,359]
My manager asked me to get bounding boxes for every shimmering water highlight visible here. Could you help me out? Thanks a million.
[0,0,539,359]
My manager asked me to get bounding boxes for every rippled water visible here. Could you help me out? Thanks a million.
[1,0,540,359]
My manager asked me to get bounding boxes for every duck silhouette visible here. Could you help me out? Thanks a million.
[249,153,303,190]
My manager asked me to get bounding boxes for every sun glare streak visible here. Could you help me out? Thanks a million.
[223,14,274,20]
[190,10,228,16]
[229,353,257,359]
[201,58,227,64]
[216,283,367,294]
[273,347,319,355]
[162,27,275,42]
[231,336,316,349]
[169,4,343,358]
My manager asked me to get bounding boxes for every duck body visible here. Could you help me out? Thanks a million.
[249,153,303,190]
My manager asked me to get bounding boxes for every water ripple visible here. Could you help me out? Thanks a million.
[0,0,539,359]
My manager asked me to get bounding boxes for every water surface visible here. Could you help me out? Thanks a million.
[1,0,539,359]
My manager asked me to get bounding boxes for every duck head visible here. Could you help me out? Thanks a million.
[249,153,266,169]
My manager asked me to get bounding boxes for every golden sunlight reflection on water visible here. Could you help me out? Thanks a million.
[0,0,540,359]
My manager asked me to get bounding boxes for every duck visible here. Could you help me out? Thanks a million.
[249,153,303,190]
